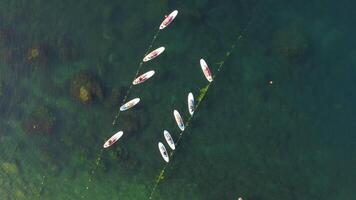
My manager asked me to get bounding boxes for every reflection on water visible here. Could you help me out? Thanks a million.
[0,0,355,199]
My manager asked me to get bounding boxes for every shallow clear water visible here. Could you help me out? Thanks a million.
[0,0,355,199]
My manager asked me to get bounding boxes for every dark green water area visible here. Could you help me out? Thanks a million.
[0,0,355,199]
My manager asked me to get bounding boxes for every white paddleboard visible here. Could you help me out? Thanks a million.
[159,10,178,30]
[120,98,140,111]
[173,110,185,131]
[143,47,165,62]
[103,131,123,148]
[132,70,155,85]
[158,142,169,163]
[188,92,194,116]
[163,130,175,150]
[200,58,213,82]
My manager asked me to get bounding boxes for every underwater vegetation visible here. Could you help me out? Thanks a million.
[121,111,146,136]
[27,36,80,66]
[0,25,17,47]
[70,71,104,104]
[1,24,79,72]
[0,0,353,199]
[110,145,129,161]
[273,23,309,64]
[22,106,56,134]
[0,77,26,120]
[0,80,12,116]
[103,145,130,169]
[103,87,127,108]
[0,46,26,70]
[1,162,18,175]
[0,24,27,71]
[55,36,80,63]
[0,160,42,200]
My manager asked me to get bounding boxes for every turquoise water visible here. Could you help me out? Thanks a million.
[0,0,355,199]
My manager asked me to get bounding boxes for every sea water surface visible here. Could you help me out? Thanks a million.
[0,0,355,199]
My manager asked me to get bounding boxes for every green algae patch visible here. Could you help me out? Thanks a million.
[1,162,18,174]
[14,190,26,199]
[198,84,210,102]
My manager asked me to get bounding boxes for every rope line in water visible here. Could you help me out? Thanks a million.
[81,27,162,199]
[112,29,161,126]
[37,175,46,198]
[147,12,255,200]
[81,149,103,199]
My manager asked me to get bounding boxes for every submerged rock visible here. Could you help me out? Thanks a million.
[70,71,103,104]
[27,44,53,66]
[22,106,56,134]
[273,24,309,64]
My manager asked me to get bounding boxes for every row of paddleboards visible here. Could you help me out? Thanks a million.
[158,96,194,163]
[102,10,214,164]
[102,10,179,149]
